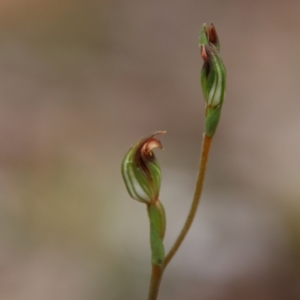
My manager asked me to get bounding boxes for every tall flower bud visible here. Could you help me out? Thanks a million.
[121,131,165,204]
[199,23,226,137]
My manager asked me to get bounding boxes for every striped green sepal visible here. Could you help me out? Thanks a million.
[121,131,165,204]
[200,44,226,108]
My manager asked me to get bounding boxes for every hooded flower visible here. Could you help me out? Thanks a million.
[121,131,165,204]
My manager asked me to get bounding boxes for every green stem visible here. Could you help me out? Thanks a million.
[163,134,212,269]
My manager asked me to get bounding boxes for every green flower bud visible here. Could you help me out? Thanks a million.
[121,131,165,204]
[200,23,226,137]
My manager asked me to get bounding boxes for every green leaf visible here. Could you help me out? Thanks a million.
[149,227,165,266]
[147,201,166,266]
[205,105,222,137]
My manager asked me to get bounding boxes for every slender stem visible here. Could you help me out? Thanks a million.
[163,134,212,269]
[148,265,163,300]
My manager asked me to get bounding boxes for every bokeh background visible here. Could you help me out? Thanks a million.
[1,0,300,299]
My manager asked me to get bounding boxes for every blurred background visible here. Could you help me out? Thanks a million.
[0,0,300,299]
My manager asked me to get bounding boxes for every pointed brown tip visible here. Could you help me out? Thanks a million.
[200,45,208,60]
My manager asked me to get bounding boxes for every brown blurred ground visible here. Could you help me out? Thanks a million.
[0,1,300,299]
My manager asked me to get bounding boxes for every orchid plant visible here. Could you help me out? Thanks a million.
[121,23,226,300]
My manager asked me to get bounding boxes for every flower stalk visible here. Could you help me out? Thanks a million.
[121,131,167,267]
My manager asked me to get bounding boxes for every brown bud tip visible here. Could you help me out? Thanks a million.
[200,45,208,60]
[208,23,219,46]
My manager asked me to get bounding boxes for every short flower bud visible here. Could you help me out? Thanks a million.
[121,131,165,204]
